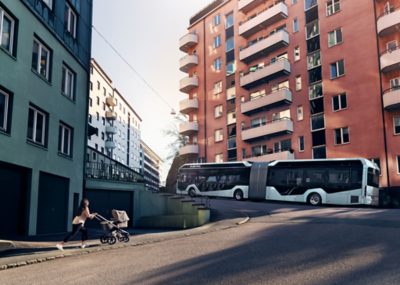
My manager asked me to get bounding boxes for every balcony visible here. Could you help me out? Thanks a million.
[179,54,199,73]
[247,150,294,162]
[242,118,293,141]
[380,46,400,73]
[238,0,264,14]
[241,88,292,115]
[179,122,199,136]
[105,140,116,149]
[179,33,198,52]
[239,2,288,38]
[240,58,291,90]
[383,87,400,110]
[179,144,200,156]
[105,111,117,120]
[106,96,116,107]
[105,126,117,134]
[240,30,289,63]
[179,98,199,114]
[377,7,400,36]
[179,76,199,93]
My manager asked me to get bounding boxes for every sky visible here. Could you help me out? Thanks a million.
[91,0,212,182]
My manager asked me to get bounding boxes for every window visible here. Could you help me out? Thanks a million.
[294,46,300,61]
[307,51,321,70]
[96,112,99,121]
[394,117,400,135]
[293,18,299,33]
[295,76,302,91]
[328,28,342,47]
[42,0,53,9]
[213,35,221,48]
[32,38,51,80]
[214,105,223,118]
[387,40,397,52]
[251,145,267,157]
[311,114,325,131]
[305,0,317,10]
[27,105,47,147]
[327,0,340,16]
[213,58,222,71]
[332,93,347,111]
[215,129,223,142]
[89,97,92,107]
[390,77,400,89]
[334,127,349,145]
[61,64,75,100]
[225,12,234,29]
[330,59,345,79]
[292,0,298,4]
[226,61,236,76]
[213,81,222,95]
[88,114,92,123]
[213,14,221,26]
[90,82,93,91]
[0,7,15,54]
[397,156,400,174]
[299,136,304,152]
[306,20,319,39]
[297,106,304,121]
[251,117,266,128]
[226,37,234,52]
[58,123,73,157]
[103,87,106,96]
[65,3,77,38]
[0,89,10,133]
[215,153,224,163]
[96,96,100,105]
[309,82,323,99]
[97,81,100,90]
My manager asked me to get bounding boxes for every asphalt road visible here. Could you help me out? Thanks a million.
[1,200,400,285]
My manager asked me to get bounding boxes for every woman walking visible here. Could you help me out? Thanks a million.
[56,198,96,250]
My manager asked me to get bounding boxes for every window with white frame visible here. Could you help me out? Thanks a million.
[58,123,73,157]
[0,89,10,132]
[225,12,234,29]
[311,114,325,131]
[328,28,343,47]
[42,0,53,9]
[251,117,266,127]
[213,14,221,26]
[214,105,223,118]
[213,81,222,95]
[213,58,222,71]
[307,51,321,70]
[327,0,340,16]
[0,7,15,54]
[298,136,304,152]
[334,127,349,145]
[226,61,236,76]
[215,153,224,163]
[213,35,221,49]
[61,64,75,100]
[297,106,303,121]
[32,38,51,80]
[390,77,400,89]
[295,75,302,91]
[330,59,345,79]
[306,20,319,39]
[294,46,300,61]
[394,117,400,135]
[332,93,347,111]
[293,18,299,33]
[214,129,223,142]
[65,3,77,38]
[27,105,47,146]
[226,37,234,52]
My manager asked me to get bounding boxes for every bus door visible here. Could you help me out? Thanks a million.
[249,162,269,200]
[366,167,380,204]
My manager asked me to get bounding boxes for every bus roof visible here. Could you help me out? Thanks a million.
[181,161,252,169]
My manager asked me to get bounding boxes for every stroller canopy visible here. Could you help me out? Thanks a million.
[112,209,130,222]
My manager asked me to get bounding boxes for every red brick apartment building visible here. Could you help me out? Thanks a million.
[177,0,400,188]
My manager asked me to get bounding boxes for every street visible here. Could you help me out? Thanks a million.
[1,199,400,285]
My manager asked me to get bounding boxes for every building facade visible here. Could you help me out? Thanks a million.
[0,0,92,236]
[141,140,163,191]
[178,0,400,188]
[88,59,143,173]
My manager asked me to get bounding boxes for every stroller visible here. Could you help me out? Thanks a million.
[95,209,130,245]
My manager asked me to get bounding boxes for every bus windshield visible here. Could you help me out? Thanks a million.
[367,167,379,188]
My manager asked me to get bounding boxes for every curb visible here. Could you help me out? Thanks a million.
[0,241,16,253]
[236,212,251,225]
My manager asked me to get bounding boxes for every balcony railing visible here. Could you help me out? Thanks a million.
[239,2,288,38]
[179,98,199,114]
[179,76,199,93]
[179,32,198,52]
[239,30,289,63]
[240,58,291,90]
[86,161,143,183]
[106,96,117,107]
[383,86,400,110]
[242,117,293,141]
[380,46,400,73]
[179,54,199,73]
[246,149,294,162]
[241,87,292,115]
[179,144,200,156]
[179,122,199,136]
[377,5,400,36]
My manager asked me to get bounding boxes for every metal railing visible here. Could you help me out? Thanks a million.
[242,116,292,131]
[86,161,144,183]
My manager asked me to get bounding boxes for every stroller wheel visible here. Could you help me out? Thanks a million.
[108,236,116,245]
[100,236,108,244]
[123,236,130,243]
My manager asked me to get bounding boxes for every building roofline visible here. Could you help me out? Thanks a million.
[141,140,163,162]
[91,58,113,85]
[188,0,230,28]
[113,88,143,122]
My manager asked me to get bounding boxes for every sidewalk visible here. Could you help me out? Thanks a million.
[0,214,248,271]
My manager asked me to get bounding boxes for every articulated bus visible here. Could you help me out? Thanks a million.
[176,158,380,206]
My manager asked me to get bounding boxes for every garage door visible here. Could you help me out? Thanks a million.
[85,189,133,228]
[37,172,69,235]
[0,162,29,238]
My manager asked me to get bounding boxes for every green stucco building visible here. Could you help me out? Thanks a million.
[0,0,92,236]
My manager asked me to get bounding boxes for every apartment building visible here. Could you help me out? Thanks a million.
[0,0,92,236]
[141,141,163,191]
[178,0,400,188]
[88,59,142,173]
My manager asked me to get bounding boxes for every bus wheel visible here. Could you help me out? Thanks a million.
[308,193,322,206]
[234,190,244,201]
[188,188,196,197]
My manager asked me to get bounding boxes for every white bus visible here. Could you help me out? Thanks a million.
[176,158,380,206]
